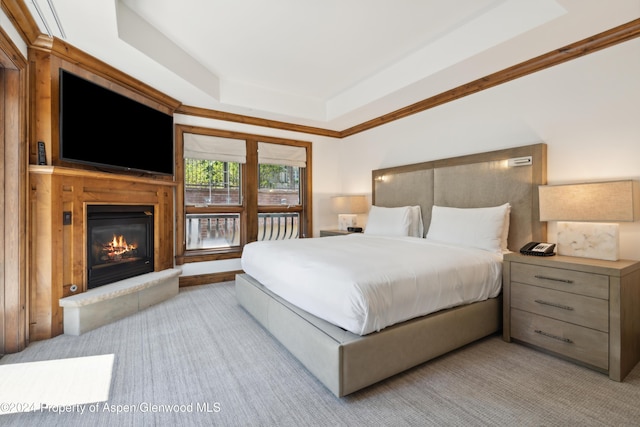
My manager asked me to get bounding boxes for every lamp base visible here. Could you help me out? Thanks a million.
[338,214,358,231]
[556,221,619,261]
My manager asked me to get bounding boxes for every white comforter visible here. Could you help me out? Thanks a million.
[240,234,502,336]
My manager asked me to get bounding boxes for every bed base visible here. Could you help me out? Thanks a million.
[236,273,501,397]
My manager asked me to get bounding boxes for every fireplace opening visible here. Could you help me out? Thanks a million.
[87,205,154,289]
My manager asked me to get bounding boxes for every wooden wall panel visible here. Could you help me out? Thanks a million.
[0,39,28,354]
[23,42,179,341]
[29,166,176,340]
[27,45,177,186]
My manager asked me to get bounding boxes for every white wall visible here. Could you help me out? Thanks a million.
[338,38,640,260]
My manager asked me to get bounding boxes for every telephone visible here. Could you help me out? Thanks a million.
[519,242,556,256]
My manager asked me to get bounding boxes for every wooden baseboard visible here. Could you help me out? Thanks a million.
[178,270,244,287]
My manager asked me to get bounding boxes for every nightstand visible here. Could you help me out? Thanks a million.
[319,229,361,237]
[502,252,640,381]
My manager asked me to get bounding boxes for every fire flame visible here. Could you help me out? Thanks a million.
[108,234,137,256]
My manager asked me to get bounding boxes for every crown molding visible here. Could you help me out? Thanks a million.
[182,18,640,139]
[175,104,342,138]
[1,0,42,46]
[340,17,640,138]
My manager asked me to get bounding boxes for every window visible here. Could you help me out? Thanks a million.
[257,141,306,242]
[182,134,245,251]
[175,126,312,264]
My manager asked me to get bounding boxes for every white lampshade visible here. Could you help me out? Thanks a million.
[538,180,640,261]
[330,195,368,214]
[539,180,640,222]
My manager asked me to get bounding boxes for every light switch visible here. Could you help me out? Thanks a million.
[63,211,72,225]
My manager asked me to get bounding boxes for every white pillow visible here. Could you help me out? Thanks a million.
[365,206,411,237]
[408,205,425,238]
[501,204,511,252]
[426,203,511,253]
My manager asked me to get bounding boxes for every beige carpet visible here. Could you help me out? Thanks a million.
[1,281,640,426]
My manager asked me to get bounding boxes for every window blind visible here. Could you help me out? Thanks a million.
[258,142,306,168]
[184,133,246,163]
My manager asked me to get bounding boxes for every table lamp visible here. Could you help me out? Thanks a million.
[538,180,639,261]
[331,195,368,231]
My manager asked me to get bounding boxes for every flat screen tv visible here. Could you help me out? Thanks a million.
[59,69,174,176]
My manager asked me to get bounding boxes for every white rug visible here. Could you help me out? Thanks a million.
[0,354,113,415]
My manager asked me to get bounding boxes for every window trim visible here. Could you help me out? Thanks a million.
[175,125,312,264]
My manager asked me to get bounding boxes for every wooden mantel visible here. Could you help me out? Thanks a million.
[29,165,176,340]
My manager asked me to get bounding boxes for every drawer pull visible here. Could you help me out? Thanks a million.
[534,329,573,344]
[534,275,574,284]
[534,299,574,311]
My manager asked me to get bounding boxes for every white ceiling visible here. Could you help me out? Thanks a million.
[26,0,640,131]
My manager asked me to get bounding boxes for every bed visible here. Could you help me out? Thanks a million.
[236,143,547,397]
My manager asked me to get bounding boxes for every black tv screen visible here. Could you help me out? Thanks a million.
[59,69,174,175]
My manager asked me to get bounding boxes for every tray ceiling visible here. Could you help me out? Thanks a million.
[25,0,640,130]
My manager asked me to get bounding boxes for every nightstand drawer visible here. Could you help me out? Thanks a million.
[511,282,608,332]
[511,309,608,370]
[511,262,608,299]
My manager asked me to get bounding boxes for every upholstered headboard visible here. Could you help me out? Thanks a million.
[372,143,547,252]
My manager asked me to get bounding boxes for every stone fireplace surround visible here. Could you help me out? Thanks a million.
[29,165,177,340]
[59,268,180,335]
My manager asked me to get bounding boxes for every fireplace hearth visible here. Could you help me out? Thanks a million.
[87,205,154,289]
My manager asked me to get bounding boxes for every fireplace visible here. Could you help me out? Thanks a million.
[87,205,154,289]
